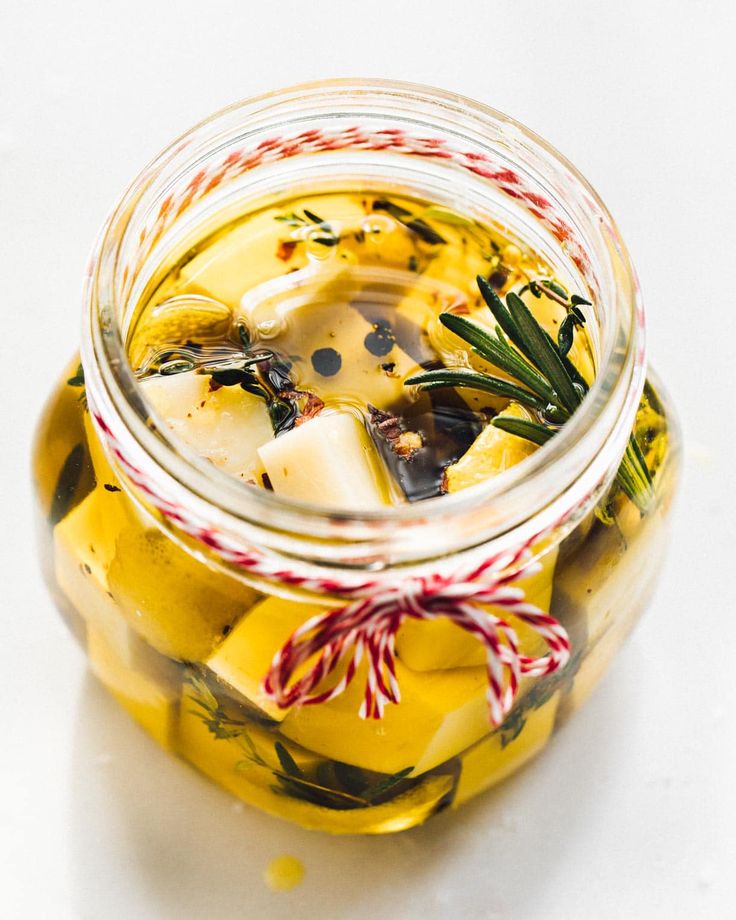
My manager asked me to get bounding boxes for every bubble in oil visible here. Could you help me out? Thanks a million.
[129,293,234,373]
[255,317,285,340]
[305,224,340,262]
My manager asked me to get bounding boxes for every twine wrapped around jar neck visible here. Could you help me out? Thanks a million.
[82,81,647,722]
[92,406,573,725]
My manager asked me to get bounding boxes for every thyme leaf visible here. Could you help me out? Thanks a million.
[361,766,414,800]
[557,311,584,357]
[67,364,85,388]
[302,208,326,225]
[274,741,304,777]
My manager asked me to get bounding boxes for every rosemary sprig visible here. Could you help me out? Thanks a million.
[406,367,549,413]
[491,417,555,447]
[439,312,557,405]
[406,275,654,513]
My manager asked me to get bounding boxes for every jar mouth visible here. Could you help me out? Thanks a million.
[82,78,645,567]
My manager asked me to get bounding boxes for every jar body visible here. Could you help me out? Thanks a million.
[33,359,679,834]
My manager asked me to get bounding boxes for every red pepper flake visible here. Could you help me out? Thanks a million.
[295,392,325,425]
[281,389,325,426]
[276,240,298,262]
[368,405,422,459]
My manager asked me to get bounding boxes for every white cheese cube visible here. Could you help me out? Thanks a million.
[257,412,391,510]
[141,371,273,482]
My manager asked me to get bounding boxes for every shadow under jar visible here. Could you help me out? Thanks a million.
[32,80,679,834]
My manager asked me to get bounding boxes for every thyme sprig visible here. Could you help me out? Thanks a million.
[406,275,653,513]
[139,323,301,435]
[188,674,415,810]
[275,208,340,246]
[372,199,447,246]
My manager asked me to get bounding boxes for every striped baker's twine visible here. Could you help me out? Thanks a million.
[94,408,570,725]
[121,125,595,305]
[91,124,586,723]
[262,538,570,726]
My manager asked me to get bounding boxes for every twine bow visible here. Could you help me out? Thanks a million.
[263,543,570,727]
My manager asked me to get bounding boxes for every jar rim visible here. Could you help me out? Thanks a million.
[82,78,646,569]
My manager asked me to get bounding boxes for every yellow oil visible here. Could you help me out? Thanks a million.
[128,189,595,503]
[264,855,304,892]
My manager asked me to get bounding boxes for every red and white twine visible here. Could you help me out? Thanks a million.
[123,125,596,303]
[90,122,590,728]
[93,408,571,727]
[262,542,570,726]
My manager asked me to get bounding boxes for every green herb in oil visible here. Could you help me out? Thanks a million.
[406,275,654,513]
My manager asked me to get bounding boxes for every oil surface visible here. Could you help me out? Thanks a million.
[128,190,594,503]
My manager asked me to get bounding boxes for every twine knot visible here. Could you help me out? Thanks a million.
[263,550,570,726]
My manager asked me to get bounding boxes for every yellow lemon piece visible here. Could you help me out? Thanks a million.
[172,194,367,308]
[177,683,453,834]
[84,410,118,485]
[395,546,558,671]
[560,617,634,719]
[444,402,538,493]
[141,371,273,483]
[559,515,665,718]
[453,691,560,806]
[280,659,492,776]
[53,480,136,655]
[87,625,179,750]
[107,527,258,662]
[206,596,327,721]
[176,211,307,307]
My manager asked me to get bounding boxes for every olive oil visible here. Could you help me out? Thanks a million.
[129,189,594,506]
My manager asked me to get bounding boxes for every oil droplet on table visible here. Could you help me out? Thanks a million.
[264,855,305,892]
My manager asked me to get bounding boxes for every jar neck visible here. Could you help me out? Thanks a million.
[82,79,645,574]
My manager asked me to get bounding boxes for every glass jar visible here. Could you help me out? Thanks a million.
[32,79,679,835]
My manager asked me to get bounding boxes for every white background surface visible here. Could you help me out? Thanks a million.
[1,2,735,918]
